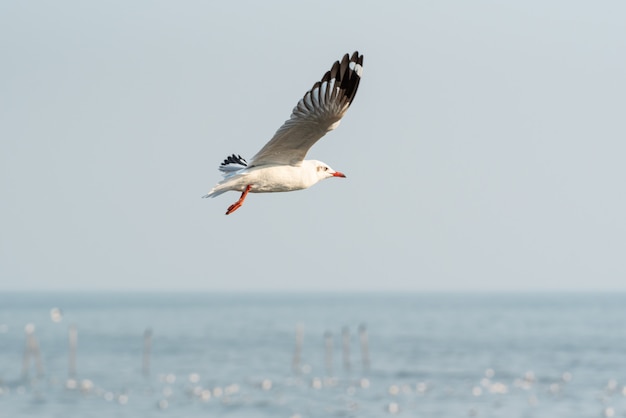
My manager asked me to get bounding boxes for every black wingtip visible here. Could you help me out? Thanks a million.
[220,154,248,167]
[337,51,363,105]
[293,51,364,120]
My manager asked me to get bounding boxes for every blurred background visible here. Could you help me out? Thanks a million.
[1,1,626,417]
[2,0,625,292]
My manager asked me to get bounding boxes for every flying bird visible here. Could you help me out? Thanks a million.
[202,51,364,215]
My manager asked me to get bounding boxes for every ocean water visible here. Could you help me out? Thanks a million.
[0,292,625,418]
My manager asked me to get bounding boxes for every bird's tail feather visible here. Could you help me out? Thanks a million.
[219,154,247,177]
[201,188,228,199]
[202,154,248,198]
[201,175,242,199]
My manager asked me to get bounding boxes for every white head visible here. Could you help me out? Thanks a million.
[307,159,346,182]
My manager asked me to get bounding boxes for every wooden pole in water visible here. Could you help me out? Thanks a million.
[32,334,44,378]
[142,328,152,377]
[292,323,303,375]
[68,324,77,378]
[21,326,31,380]
[22,323,44,380]
[358,324,370,371]
[342,326,351,372]
[324,331,333,376]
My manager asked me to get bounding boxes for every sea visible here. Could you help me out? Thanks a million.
[0,292,625,418]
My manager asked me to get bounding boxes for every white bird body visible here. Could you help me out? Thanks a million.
[207,160,341,196]
[203,52,363,214]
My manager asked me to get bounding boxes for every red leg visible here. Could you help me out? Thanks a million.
[226,185,252,215]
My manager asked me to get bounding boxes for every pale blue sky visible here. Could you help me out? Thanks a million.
[1,1,625,292]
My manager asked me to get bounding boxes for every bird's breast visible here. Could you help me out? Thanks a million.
[246,165,317,193]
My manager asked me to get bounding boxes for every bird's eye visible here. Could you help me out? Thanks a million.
[323,167,328,171]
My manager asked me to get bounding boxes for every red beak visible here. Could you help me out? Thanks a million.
[332,171,346,178]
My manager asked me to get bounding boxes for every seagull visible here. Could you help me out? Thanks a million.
[202,51,364,215]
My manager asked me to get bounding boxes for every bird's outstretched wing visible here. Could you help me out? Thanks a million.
[249,51,363,167]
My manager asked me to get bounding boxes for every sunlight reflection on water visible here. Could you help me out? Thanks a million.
[1,292,626,417]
